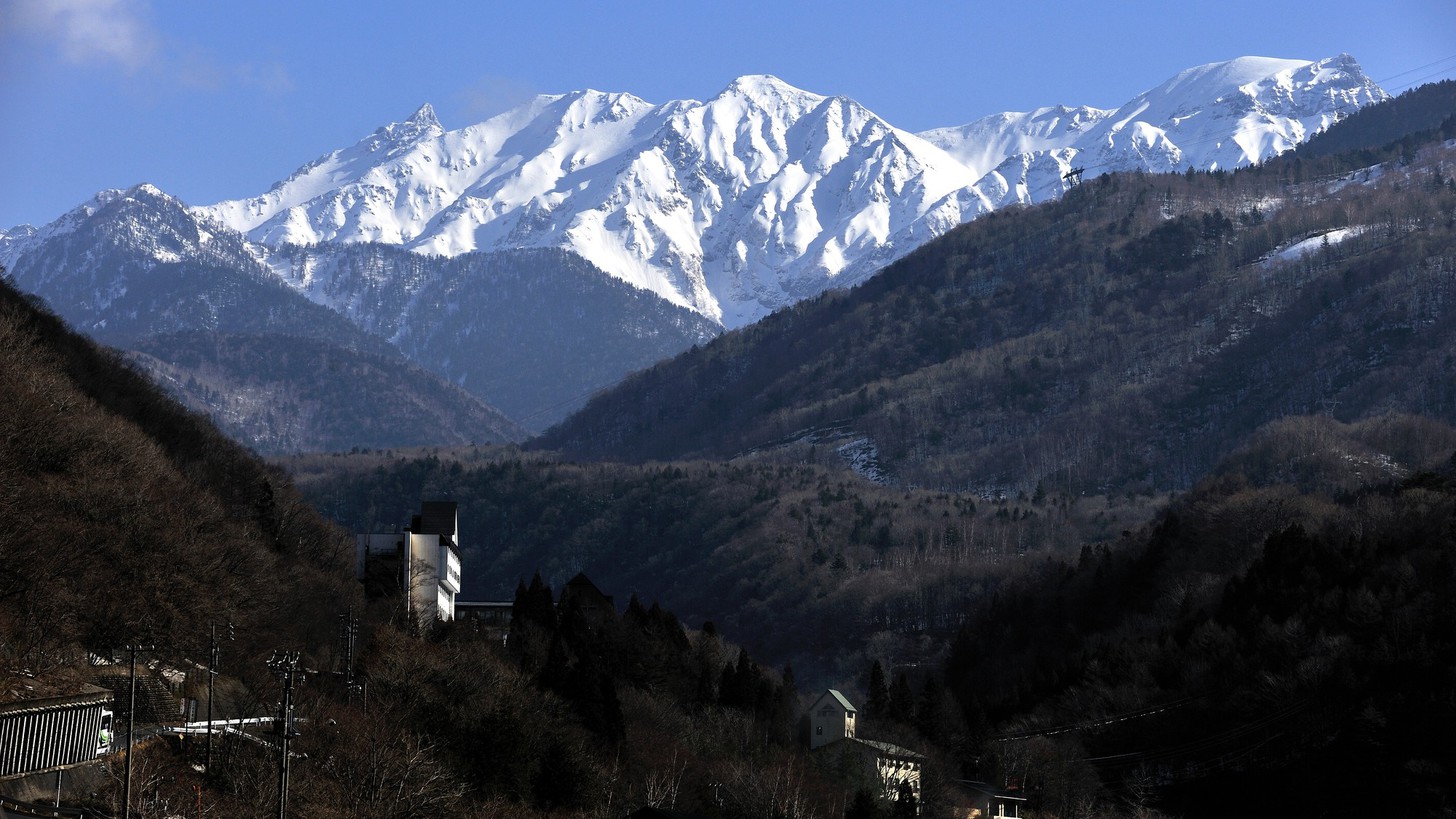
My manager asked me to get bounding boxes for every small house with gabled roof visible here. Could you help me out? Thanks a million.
[809,689,858,749]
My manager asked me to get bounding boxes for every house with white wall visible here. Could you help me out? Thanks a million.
[808,689,923,808]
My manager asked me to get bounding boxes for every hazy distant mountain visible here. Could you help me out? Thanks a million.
[199,55,1385,328]
[129,331,529,453]
[256,243,720,425]
[0,184,714,444]
[0,184,374,348]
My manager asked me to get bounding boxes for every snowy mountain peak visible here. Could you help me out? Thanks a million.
[924,53,1387,192]
[407,102,440,126]
[1319,52,1364,76]
[1152,55,1312,99]
[553,88,655,128]
[714,74,826,116]
[123,182,172,201]
[722,73,816,99]
[372,102,446,147]
[2,183,187,267]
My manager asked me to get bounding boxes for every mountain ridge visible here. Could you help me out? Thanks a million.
[192,54,1385,328]
[534,83,1456,495]
[0,55,1393,452]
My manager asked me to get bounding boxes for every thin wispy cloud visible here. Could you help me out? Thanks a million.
[2,0,293,97]
[2,0,158,72]
[170,48,294,96]
[456,75,539,122]
[235,61,294,95]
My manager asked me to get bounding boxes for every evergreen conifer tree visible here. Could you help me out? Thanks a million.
[868,660,890,718]
[889,672,914,724]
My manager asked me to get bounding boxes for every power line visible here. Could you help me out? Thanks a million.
[513,380,618,427]
[1373,53,1456,86]
[1080,698,1311,773]
[993,696,1203,742]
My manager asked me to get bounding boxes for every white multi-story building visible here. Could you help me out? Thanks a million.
[356,501,462,625]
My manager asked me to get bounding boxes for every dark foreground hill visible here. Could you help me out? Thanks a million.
[536,82,1456,498]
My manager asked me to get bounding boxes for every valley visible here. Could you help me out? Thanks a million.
[1,49,1454,818]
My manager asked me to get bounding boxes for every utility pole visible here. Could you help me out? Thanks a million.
[205,621,233,777]
[122,643,153,819]
[338,610,357,688]
[267,651,302,819]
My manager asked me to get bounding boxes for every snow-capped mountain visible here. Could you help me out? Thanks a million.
[198,55,1386,329]
[0,183,368,343]
[199,77,988,327]
[0,52,1390,449]
[923,54,1386,197]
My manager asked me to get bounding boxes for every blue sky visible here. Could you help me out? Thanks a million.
[2,0,1454,230]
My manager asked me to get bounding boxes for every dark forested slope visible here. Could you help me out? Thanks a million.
[130,331,527,453]
[943,415,1456,817]
[0,271,359,683]
[286,443,1169,689]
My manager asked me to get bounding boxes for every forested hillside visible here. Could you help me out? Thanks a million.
[286,414,1456,816]
[130,330,527,453]
[287,446,1161,685]
[944,416,1456,817]
[537,82,1456,498]
[0,272,358,672]
[0,273,865,818]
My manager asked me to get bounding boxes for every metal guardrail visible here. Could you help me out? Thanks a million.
[0,792,101,818]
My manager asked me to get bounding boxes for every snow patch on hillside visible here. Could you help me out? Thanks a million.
[836,437,892,485]
[1268,226,1367,263]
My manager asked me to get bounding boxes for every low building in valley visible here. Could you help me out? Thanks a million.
[0,685,112,778]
